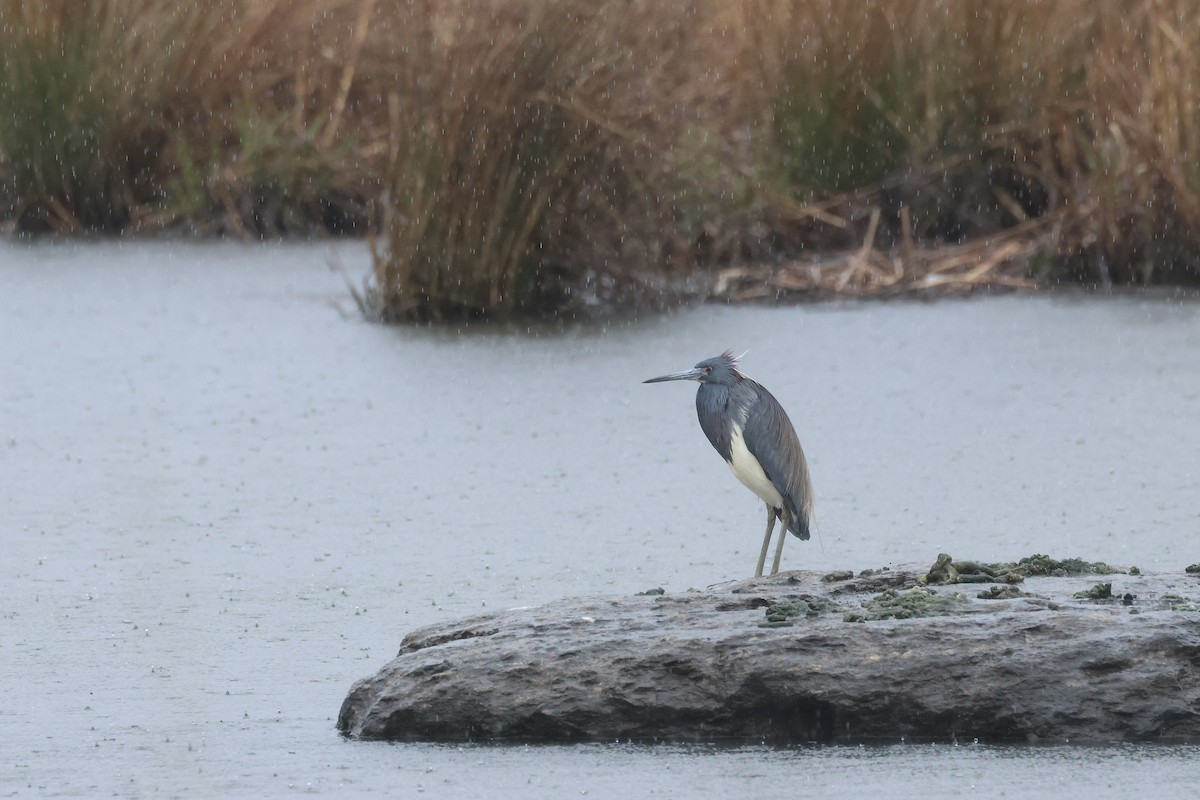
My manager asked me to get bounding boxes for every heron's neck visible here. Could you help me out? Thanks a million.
[695,382,735,460]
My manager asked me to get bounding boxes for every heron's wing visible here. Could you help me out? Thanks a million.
[740,380,813,540]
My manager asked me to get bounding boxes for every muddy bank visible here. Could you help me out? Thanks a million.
[339,557,1200,743]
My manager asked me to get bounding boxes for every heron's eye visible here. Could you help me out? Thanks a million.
[704,366,712,374]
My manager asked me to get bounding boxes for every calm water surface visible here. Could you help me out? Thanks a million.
[2,241,1197,798]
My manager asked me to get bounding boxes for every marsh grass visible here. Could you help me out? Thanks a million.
[361,0,708,320]
[366,1,602,318]
[150,0,386,235]
[0,0,380,233]
[2,0,1199,308]
[0,1,268,228]
[730,1,1089,247]
[0,0,159,229]
[163,103,365,235]
[1065,0,1200,282]
[733,0,1200,284]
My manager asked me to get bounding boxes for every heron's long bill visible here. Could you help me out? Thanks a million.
[643,367,705,383]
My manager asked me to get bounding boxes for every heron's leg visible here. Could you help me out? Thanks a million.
[756,506,776,578]
[770,510,788,575]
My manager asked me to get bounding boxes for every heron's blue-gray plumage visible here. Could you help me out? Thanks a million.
[695,369,811,541]
[739,380,812,540]
[644,350,815,575]
[695,381,733,462]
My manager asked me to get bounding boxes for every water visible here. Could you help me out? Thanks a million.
[2,241,1197,798]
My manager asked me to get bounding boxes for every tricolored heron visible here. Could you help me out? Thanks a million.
[645,351,814,577]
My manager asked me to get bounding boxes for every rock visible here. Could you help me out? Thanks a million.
[338,562,1200,744]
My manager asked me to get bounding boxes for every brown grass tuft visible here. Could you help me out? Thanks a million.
[359,0,712,320]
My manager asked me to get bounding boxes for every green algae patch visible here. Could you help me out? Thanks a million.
[1161,594,1199,612]
[1019,555,1120,577]
[1073,582,1113,600]
[922,553,1126,586]
[760,595,839,627]
[821,570,854,583]
[636,587,666,596]
[843,586,967,623]
[978,585,1024,600]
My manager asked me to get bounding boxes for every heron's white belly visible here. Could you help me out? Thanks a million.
[727,423,783,509]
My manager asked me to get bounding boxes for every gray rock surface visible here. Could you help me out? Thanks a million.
[338,562,1200,743]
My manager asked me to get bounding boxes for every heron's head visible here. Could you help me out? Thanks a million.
[644,351,744,386]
